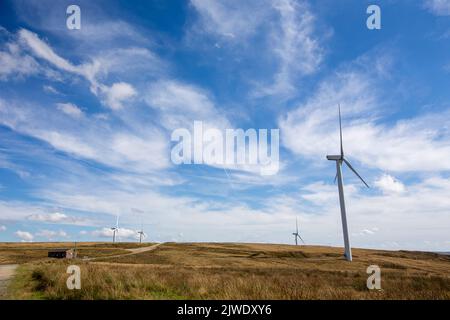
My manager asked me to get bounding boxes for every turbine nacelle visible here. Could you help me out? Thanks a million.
[326,155,342,161]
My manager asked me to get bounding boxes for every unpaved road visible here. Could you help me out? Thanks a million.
[87,243,162,261]
[0,264,18,299]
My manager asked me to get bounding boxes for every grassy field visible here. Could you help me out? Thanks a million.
[4,242,450,299]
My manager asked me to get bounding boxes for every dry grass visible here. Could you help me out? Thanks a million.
[6,242,450,300]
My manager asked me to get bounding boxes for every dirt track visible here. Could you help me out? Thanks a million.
[87,243,162,261]
[0,264,18,299]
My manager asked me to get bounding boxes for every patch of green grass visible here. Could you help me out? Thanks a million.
[7,264,46,299]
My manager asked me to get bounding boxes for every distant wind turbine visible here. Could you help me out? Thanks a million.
[137,222,146,244]
[327,104,370,262]
[111,215,119,243]
[292,217,304,246]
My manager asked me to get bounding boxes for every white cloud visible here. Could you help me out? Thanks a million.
[190,0,324,97]
[116,228,139,239]
[11,2,150,46]
[0,42,40,80]
[0,201,57,221]
[103,82,136,110]
[0,225,6,231]
[24,211,88,226]
[92,227,138,240]
[38,131,98,159]
[145,80,230,130]
[28,212,71,223]
[15,230,34,242]
[43,85,61,95]
[0,200,91,228]
[18,28,140,110]
[425,0,450,15]
[301,182,358,206]
[375,174,406,194]
[56,103,83,118]
[81,47,166,84]
[353,227,379,237]
[361,229,375,235]
[18,29,78,73]
[64,20,151,45]
[111,132,169,170]
[258,0,324,96]
[190,0,268,39]
[0,98,170,173]
[36,229,67,240]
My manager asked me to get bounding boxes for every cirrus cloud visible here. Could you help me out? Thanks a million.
[424,0,450,16]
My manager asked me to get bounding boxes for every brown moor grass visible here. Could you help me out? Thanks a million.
[7,242,450,300]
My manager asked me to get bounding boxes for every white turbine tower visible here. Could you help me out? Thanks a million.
[327,105,370,262]
[111,215,119,243]
[292,217,304,246]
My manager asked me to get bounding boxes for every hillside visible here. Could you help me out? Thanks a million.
[2,242,449,299]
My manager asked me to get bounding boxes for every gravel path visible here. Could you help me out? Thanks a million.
[0,264,18,299]
[86,243,162,261]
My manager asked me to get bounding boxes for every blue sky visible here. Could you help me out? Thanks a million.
[0,0,449,250]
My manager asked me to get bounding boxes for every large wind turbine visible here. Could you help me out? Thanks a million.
[111,215,119,243]
[327,105,369,262]
[292,217,304,246]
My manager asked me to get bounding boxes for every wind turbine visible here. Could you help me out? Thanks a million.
[292,217,304,246]
[111,215,119,243]
[137,222,146,244]
[327,104,370,262]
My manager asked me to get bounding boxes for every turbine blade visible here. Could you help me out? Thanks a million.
[296,218,298,234]
[343,158,370,188]
[334,171,338,184]
[339,104,344,158]
[298,234,305,244]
